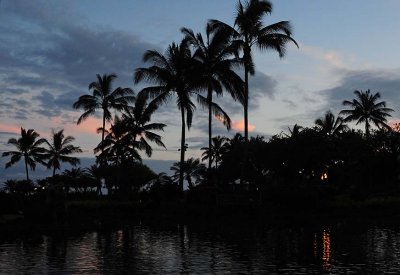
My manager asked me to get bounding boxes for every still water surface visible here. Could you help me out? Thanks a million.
[1,221,400,273]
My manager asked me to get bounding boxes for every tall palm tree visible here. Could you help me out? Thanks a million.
[43,129,82,177]
[72,73,134,153]
[340,89,394,138]
[182,23,244,171]
[134,40,200,192]
[210,0,298,140]
[2,128,47,181]
[121,90,167,157]
[201,136,229,168]
[315,111,348,137]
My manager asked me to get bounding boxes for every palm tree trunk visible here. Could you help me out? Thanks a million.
[24,155,29,182]
[365,120,370,139]
[101,109,106,152]
[244,65,249,141]
[179,108,186,193]
[207,86,213,174]
[53,166,56,177]
[241,57,250,185]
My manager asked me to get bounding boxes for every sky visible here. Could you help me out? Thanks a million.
[1,0,400,178]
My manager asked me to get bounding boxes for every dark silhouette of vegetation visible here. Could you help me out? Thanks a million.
[201,136,229,169]
[171,158,206,190]
[340,89,394,138]
[135,40,200,192]
[121,90,167,157]
[73,73,134,153]
[2,128,47,181]
[210,0,298,140]
[315,111,348,137]
[95,115,142,165]
[43,129,82,177]
[182,23,244,171]
[2,0,400,232]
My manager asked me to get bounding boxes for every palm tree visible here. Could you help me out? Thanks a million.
[315,111,348,137]
[285,124,303,139]
[210,0,298,140]
[340,89,394,138]
[94,116,142,165]
[72,73,134,153]
[134,40,200,192]
[63,167,87,193]
[201,136,229,168]
[2,128,47,181]
[171,158,206,190]
[85,164,103,195]
[182,23,244,171]
[43,129,82,177]
[121,90,167,157]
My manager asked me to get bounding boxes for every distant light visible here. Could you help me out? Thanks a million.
[320,172,328,181]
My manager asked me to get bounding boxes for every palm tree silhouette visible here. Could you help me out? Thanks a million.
[2,128,47,181]
[135,40,199,192]
[201,136,229,168]
[72,73,134,154]
[85,164,103,195]
[315,111,348,137]
[171,158,206,190]
[182,23,244,171]
[340,89,394,138]
[210,0,298,140]
[95,116,141,165]
[63,167,87,193]
[285,124,303,139]
[121,90,167,157]
[43,129,82,177]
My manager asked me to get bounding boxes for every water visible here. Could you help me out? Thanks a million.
[1,221,400,273]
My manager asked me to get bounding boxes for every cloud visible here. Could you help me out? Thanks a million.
[0,0,157,121]
[232,119,256,132]
[301,44,347,68]
[211,71,278,116]
[320,68,400,118]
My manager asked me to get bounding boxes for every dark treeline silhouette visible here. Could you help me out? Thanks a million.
[1,1,399,226]
[1,89,398,223]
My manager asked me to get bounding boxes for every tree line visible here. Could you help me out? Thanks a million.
[1,0,398,200]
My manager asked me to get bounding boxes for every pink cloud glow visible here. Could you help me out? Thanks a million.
[0,123,21,134]
[232,119,255,132]
[64,117,103,135]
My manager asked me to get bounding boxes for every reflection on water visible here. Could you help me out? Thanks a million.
[322,230,331,270]
[2,222,400,273]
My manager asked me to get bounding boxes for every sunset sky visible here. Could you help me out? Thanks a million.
[1,0,400,176]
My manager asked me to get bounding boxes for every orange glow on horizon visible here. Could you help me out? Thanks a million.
[232,119,255,132]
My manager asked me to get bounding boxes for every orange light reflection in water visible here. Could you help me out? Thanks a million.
[322,230,331,270]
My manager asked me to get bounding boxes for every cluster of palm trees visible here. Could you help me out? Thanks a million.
[3,1,396,195]
[72,0,298,191]
[2,128,82,181]
[72,73,166,167]
[167,88,396,189]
